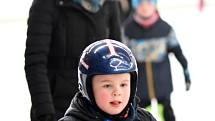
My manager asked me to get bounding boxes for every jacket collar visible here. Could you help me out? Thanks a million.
[65,92,136,121]
[56,0,106,13]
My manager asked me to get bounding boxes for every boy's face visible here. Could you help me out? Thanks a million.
[92,73,130,115]
[136,2,156,18]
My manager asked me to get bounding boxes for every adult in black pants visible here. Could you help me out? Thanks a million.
[25,0,121,120]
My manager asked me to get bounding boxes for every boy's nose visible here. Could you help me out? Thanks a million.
[112,88,121,96]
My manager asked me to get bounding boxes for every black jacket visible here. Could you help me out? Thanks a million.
[124,17,188,100]
[25,0,121,118]
[59,92,156,121]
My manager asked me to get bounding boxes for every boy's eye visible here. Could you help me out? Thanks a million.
[103,84,111,88]
[121,83,128,87]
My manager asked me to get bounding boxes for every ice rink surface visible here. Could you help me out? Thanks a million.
[0,0,215,120]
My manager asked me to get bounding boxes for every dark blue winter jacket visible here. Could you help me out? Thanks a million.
[124,16,188,101]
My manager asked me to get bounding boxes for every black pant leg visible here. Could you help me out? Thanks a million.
[159,98,175,121]
[30,107,39,121]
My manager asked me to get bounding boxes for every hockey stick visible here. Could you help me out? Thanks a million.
[145,59,164,121]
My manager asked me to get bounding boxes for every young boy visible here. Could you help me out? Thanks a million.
[59,39,156,121]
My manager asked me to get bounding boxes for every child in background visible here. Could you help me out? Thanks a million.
[59,39,156,121]
[123,0,191,121]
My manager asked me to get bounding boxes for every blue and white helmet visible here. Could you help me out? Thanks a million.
[78,39,138,104]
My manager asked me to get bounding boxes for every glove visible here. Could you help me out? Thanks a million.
[184,68,191,91]
[38,114,57,121]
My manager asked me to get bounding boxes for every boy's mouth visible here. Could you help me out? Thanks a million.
[110,101,122,107]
